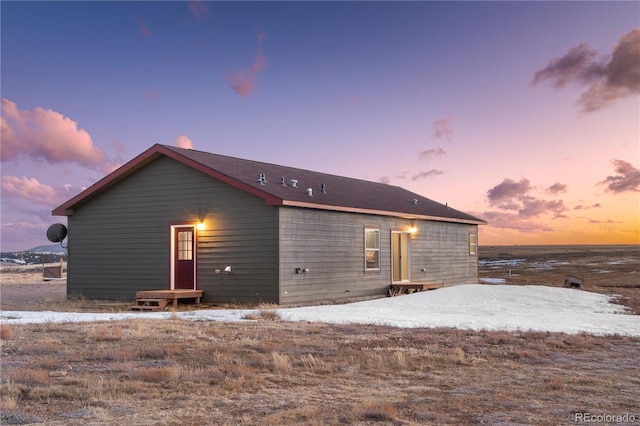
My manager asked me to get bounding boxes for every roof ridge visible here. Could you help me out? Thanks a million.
[161,144,404,188]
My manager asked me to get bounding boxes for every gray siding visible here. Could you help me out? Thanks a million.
[67,156,279,303]
[278,207,478,304]
[412,221,479,286]
[278,208,391,304]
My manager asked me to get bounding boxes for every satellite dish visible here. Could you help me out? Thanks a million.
[46,223,68,243]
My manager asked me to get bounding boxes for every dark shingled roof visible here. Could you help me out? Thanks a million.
[54,144,486,225]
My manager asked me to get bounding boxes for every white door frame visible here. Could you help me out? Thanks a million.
[391,231,411,283]
[170,224,197,290]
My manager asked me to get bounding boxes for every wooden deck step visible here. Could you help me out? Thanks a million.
[130,290,204,311]
[131,298,169,311]
[389,282,444,297]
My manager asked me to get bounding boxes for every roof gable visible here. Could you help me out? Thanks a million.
[53,144,486,225]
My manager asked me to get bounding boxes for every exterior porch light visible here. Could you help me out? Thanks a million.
[196,222,206,231]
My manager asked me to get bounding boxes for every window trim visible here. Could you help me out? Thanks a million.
[469,233,477,255]
[364,227,381,271]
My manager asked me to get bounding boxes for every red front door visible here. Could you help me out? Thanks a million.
[174,226,195,289]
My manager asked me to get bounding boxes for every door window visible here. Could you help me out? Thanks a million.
[178,231,193,260]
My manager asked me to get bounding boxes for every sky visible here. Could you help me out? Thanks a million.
[1,1,639,251]
[3,284,638,336]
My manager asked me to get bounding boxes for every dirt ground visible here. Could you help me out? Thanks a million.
[0,265,68,311]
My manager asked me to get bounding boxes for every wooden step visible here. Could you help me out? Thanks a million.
[389,282,444,297]
[131,298,169,311]
[131,290,204,310]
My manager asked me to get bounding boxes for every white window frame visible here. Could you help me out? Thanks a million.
[469,233,477,255]
[364,228,380,271]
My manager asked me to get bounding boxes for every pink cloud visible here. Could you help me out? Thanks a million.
[545,182,568,195]
[418,147,446,161]
[188,1,208,21]
[1,98,114,173]
[432,117,453,141]
[480,211,555,233]
[587,218,617,224]
[486,177,568,219]
[174,135,194,149]
[411,169,444,181]
[225,31,267,97]
[487,178,532,206]
[574,203,601,210]
[599,159,640,193]
[533,28,640,113]
[110,140,127,162]
[1,176,57,206]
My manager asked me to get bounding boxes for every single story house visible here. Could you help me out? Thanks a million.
[53,144,486,305]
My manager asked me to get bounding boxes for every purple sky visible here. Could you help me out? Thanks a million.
[1,1,639,251]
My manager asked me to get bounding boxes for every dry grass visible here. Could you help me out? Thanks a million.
[241,309,281,321]
[86,323,123,341]
[0,324,12,340]
[1,246,639,424]
[1,319,638,425]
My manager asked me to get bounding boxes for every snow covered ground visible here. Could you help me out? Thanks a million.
[2,284,639,336]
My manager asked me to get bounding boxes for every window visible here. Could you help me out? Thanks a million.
[365,228,380,270]
[469,233,477,255]
[178,231,193,260]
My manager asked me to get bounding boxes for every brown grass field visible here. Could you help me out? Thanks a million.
[1,245,639,425]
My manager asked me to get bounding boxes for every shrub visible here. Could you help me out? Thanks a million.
[271,352,292,372]
[545,376,565,390]
[89,324,123,341]
[356,403,398,422]
[0,324,11,340]
[132,367,174,382]
[242,310,280,321]
[8,368,50,386]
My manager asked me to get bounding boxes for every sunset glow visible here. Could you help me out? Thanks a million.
[1,1,638,251]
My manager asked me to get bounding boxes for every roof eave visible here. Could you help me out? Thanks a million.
[280,200,487,225]
[52,145,165,216]
[52,144,284,216]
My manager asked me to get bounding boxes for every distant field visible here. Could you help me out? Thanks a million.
[479,244,638,286]
[478,245,640,314]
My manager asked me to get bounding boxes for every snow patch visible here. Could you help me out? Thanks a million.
[480,278,506,284]
[2,285,638,336]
